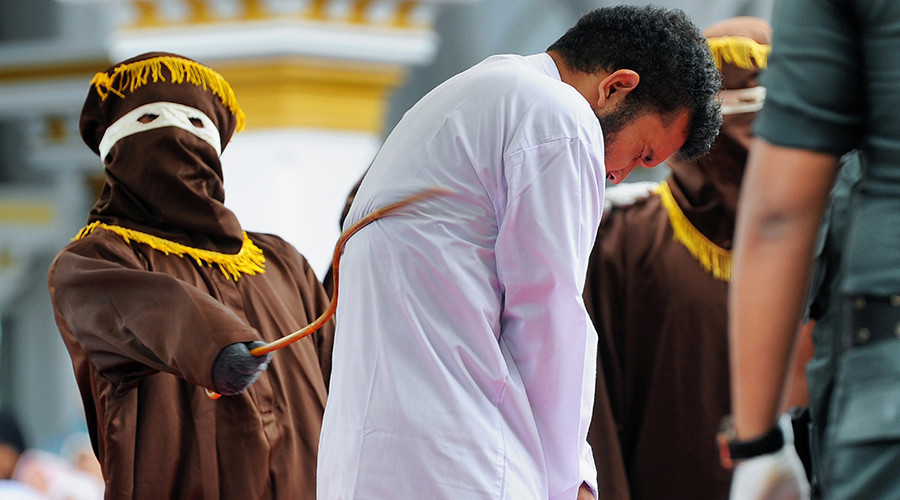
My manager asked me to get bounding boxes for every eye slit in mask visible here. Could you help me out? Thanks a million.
[138,113,159,124]
[189,117,204,128]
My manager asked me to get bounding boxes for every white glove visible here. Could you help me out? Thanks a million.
[729,414,810,500]
[602,181,658,219]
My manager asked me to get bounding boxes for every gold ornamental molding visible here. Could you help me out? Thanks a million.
[127,0,431,29]
[101,0,452,132]
[217,57,406,131]
[0,60,107,84]
[0,0,477,131]
[0,200,55,226]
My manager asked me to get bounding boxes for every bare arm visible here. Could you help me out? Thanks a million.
[728,139,839,439]
[781,320,815,412]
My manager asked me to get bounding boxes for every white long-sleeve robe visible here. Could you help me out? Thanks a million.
[317,53,605,500]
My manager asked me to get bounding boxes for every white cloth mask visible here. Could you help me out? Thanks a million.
[720,86,766,115]
[99,101,222,160]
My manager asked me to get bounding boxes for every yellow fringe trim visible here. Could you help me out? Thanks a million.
[74,221,265,280]
[89,55,246,133]
[656,181,732,282]
[707,36,770,71]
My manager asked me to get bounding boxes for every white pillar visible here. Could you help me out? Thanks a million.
[222,128,380,277]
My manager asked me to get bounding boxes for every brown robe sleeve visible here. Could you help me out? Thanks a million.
[48,234,260,391]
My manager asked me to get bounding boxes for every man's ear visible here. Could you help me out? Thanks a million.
[597,69,640,109]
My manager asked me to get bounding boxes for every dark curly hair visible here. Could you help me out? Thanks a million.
[548,5,722,161]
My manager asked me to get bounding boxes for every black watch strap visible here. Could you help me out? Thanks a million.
[718,416,784,469]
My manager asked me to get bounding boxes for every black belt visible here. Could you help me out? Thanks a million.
[846,295,900,348]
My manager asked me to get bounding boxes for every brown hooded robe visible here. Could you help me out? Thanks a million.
[47,53,333,500]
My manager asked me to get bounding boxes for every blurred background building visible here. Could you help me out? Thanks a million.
[0,0,772,455]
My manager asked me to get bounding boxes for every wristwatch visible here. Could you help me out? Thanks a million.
[717,415,784,469]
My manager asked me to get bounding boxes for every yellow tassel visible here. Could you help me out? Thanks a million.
[707,36,770,71]
[656,181,732,282]
[89,55,246,133]
[74,221,265,280]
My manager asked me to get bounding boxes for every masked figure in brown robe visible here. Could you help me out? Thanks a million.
[583,18,771,500]
[47,52,333,499]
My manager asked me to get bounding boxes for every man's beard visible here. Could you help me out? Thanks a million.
[597,99,641,149]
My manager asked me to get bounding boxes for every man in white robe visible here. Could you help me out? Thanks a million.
[317,6,723,499]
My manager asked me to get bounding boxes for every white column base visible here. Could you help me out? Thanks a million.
[222,127,379,279]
